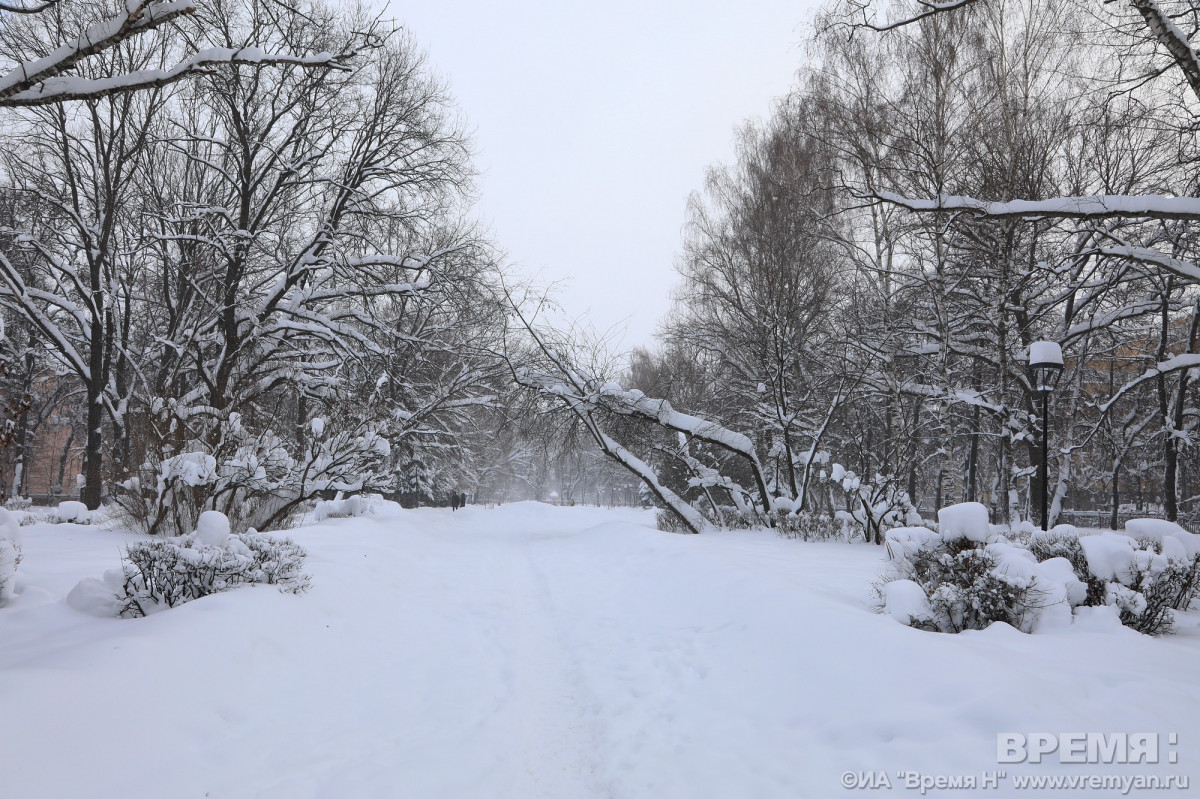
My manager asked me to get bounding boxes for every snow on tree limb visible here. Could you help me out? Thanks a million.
[3,46,353,107]
[1131,0,1200,103]
[876,190,1200,220]
[0,0,197,104]
[592,382,775,514]
[1097,245,1200,283]
[0,0,361,108]
[0,0,58,13]
[1100,353,1200,413]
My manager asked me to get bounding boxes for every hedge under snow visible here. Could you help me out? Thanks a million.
[68,511,309,618]
[880,504,1200,636]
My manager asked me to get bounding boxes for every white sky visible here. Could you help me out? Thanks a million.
[393,1,820,347]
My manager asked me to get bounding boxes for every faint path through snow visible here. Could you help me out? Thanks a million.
[5,502,1200,799]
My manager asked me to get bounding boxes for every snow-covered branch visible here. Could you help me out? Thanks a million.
[876,191,1200,221]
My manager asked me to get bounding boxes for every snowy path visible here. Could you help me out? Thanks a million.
[5,502,1200,798]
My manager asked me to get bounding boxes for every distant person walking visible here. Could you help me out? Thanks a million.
[450,492,460,511]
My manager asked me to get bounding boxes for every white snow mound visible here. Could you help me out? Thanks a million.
[937,502,990,543]
[195,511,231,548]
[884,526,939,563]
[67,569,125,617]
[1079,533,1138,583]
[57,501,90,524]
[882,579,930,626]
[1125,518,1200,558]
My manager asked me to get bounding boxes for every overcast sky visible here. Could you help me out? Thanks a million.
[394,1,820,347]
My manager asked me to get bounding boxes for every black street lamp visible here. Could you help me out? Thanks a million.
[1028,341,1064,531]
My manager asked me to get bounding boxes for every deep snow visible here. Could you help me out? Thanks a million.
[3,502,1199,798]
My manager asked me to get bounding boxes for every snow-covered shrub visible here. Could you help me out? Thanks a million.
[835,469,920,544]
[4,495,32,511]
[313,493,377,522]
[656,509,695,534]
[899,542,1042,633]
[117,420,392,536]
[877,509,1200,636]
[51,500,91,525]
[883,526,941,563]
[0,507,22,604]
[108,512,310,617]
[1123,518,1200,560]
[880,517,1048,633]
[710,506,757,530]
[1032,526,1200,635]
[773,511,842,541]
[1119,555,1200,635]
[1029,526,1090,582]
[1077,535,1200,636]
[654,503,844,540]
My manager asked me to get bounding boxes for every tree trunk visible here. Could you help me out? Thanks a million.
[1110,460,1121,531]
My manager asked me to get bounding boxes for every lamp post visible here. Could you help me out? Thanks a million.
[1028,341,1064,531]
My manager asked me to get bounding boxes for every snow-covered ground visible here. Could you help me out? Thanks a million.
[4,502,1199,798]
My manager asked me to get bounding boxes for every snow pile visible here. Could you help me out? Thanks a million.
[314,493,376,522]
[71,511,309,618]
[194,510,231,547]
[0,506,19,541]
[66,568,126,618]
[1078,532,1140,583]
[936,502,991,543]
[0,507,21,603]
[1124,518,1200,557]
[1036,556,1088,607]
[882,579,931,626]
[56,500,91,524]
[883,526,939,562]
[1029,340,1063,366]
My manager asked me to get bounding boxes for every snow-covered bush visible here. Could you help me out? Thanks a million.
[882,513,1200,636]
[80,512,311,617]
[773,511,843,541]
[116,422,392,536]
[1029,526,1090,581]
[655,504,843,540]
[656,509,696,534]
[882,534,1045,633]
[0,507,22,604]
[1115,554,1200,635]
[313,493,377,522]
[4,495,32,511]
[1072,528,1200,636]
[51,501,91,525]
[835,469,920,544]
